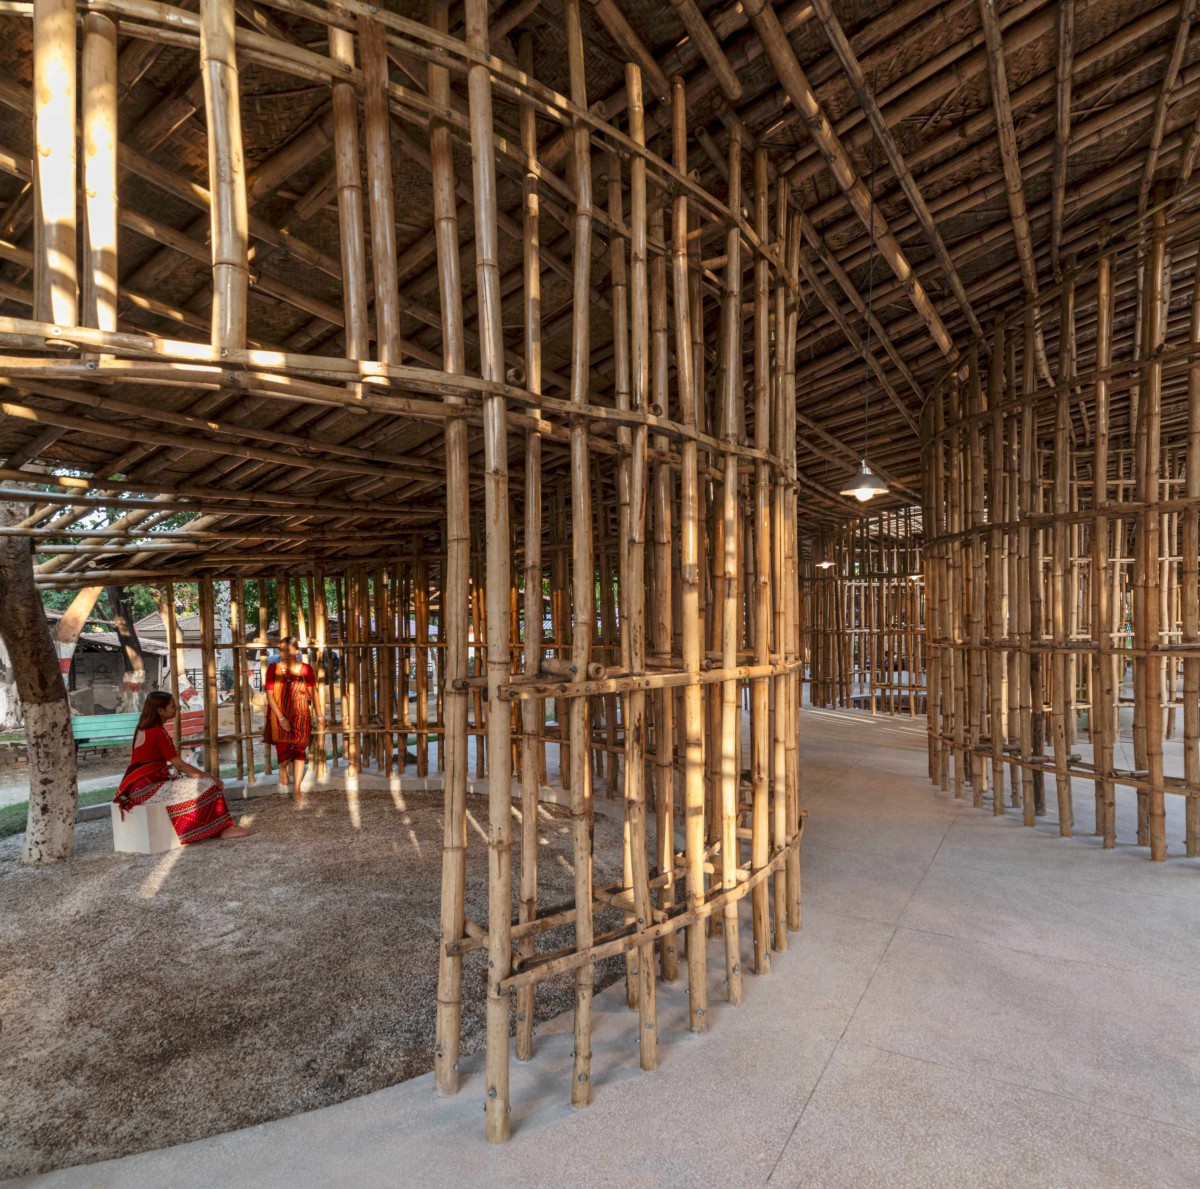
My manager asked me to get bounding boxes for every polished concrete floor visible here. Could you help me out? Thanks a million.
[11,709,1200,1188]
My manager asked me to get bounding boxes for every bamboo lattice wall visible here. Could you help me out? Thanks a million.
[923,205,1200,857]
[0,0,807,1140]
[5,0,1200,1144]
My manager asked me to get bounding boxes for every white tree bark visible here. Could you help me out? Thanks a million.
[0,637,21,732]
[0,503,78,864]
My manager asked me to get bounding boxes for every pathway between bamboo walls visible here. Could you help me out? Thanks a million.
[923,206,1200,860]
[804,511,927,716]
[7,0,807,1141]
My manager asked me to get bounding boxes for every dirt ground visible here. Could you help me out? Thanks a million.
[0,788,628,1178]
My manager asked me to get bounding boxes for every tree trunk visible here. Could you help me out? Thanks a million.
[54,584,104,682]
[0,504,78,865]
[0,636,20,732]
[105,585,146,711]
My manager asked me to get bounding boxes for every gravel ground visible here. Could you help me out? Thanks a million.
[0,789,628,1179]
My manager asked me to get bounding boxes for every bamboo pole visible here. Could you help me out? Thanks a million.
[1141,202,1167,859]
[430,0,470,1090]
[463,0,512,1139]
[563,0,596,1108]
[200,0,249,350]
[33,0,77,327]
[751,147,772,973]
[622,63,657,1068]
[671,75,708,1035]
[82,13,118,339]
[513,28,542,1066]
[718,121,745,1005]
[360,13,402,366]
[1185,243,1200,855]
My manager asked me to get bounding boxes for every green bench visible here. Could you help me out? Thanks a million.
[72,710,206,752]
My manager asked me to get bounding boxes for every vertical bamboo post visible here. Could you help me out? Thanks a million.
[82,13,117,338]
[230,579,245,781]
[988,324,1007,814]
[1184,246,1200,855]
[359,14,402,365]
[563,0,596,1106]
[783,213,803,932]
[1051,261,1075,834]
[314,570,328,782]
[1140,204,1166,860]
[1093,243,1117,845]
[200,0,248,350]
[772,179,790,952]
[33,0,77,327]
[165,581,183,753]
[623,63,658,1068]
[416,544,430,777]
[464,0,513,1139]
[433,21,475,1053]
[716,123,745,1002]
[329,17,369,369]
[199,577,220,777]
[1026,313,1047,818]
[750,147,772,973]
[649,191,677,983]
[672,75,708,1033]
[515,28,543,1060]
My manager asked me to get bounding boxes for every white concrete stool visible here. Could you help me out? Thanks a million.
[111,802,181,854]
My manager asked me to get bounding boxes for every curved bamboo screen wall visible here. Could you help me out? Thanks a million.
[922,202,1200,860]
[0,0,805,1141]
[803,511,926,715]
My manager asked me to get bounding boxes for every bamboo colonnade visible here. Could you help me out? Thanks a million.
[0,0,806,1140]
[923,205,1200,858]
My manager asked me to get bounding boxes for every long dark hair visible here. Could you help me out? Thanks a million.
[135,691,173,734]
[279,635,300,650]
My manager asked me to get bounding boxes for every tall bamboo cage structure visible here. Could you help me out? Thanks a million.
[3,0,1200,1143]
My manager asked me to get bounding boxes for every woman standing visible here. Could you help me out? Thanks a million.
[115,693,252,842]
[264,636,322,801]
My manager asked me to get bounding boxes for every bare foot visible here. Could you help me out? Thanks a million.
[220,824,255,839]
[292,791,308,806]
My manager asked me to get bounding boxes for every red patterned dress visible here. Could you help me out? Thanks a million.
[264,661,316,762]
[115,724,233,844]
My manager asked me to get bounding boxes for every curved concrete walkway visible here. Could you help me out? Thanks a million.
[9,710,1200,1188]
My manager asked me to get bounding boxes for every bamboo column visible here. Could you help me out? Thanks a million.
[359,15,402,365]
[431,0,471,1092]
[200,0,248,350]
[81,13,117,339]
[622,63,657,1069]
[1185,247,1200,856]
[33,0,77,327]
[515,28,543,1061]
[672,75,708,1034]
[1139,205,1167,860]
[1093,244,1116,845]
[718,122,745,1006]
[464,0,513,1140]
[750,147,772,973]
[564,0,597,1107]
[648,191,677,983]
[1051,262,1075,834]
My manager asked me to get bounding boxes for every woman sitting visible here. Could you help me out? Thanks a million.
[115,692,252,842]
[264,635,322,801]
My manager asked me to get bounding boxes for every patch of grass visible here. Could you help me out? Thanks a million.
[0,788,116,842]
[0,767,242,843]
